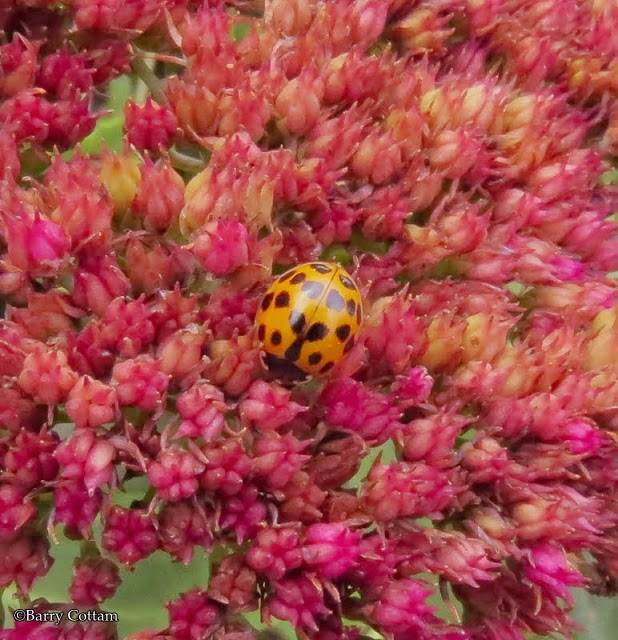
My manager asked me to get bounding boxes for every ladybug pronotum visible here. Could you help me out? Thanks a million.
[255,261,363,376]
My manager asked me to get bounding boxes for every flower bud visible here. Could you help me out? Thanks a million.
[275,70,324,135]
[190,220,250,277]
[100,149,142,213]
[4,213,69,276]
[125,97,178,152]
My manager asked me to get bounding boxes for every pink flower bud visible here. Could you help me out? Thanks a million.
[148,448,205,502]
[102,506,158,566]
[395,7,454,54]
[217,82,272,141]
[100,297,155,358]
[112,355,170,413]
[53,482,103,539]
[524,543,586,604]
[18,346,78,406]
[563,418,603,456]
[362,462,459,522]
[38,49,93,100]
[322,50,388,106]
[125,238,191,296]
[239,380,307,431]
[65,375,118,429]
[4,430,59,491]
[275,69,324,135]
[428,129,487,180]
[132,159,184,232]
[166,590,220,640]
[69,556,120,606]
[158,501,213,564]
[0,36,39,97]
[461,437,510,484]
[125,97,178,152]
[393,366,433,408]
[302,523,361,579]
[166,76,218,136]
[156,325,207,383]
[321,379,403,445]
[55,430,115,493]
[206,335,262,396]
[72,253,131,317]
[369,579,438,635]
[176,382,227,441]
[0,534,53,596]
[265,576,330,633]
[201,440,253,497]
[219,485,268,543]
[253,433,310,490]
[208,555,257,612]
[73,0,161,32]
[266,0,315,35]
[4,213,69,276]
[246,527,303,580]
[351,128,403,185]
[191,220,250,277]
[0,484,36,540]
[401,409,471,468]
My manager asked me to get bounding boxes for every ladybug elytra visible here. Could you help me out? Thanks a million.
[255,261,363,376]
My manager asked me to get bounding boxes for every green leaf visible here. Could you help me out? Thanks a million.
[79,113,125,154]
[320,244,353,265]
[350,229,390,256]
[243,610,297,639]
[230,22,252,42]
[429,257,463,280]
[344,439,397,490]
[600,169,618,186]
[108,75,133,113]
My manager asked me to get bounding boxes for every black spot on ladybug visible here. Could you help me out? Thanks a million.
[289,310,306,334]
[326,289,345,311]
[258,324,266,341]
[291,272,307,285]
[271,330,282,345]
[344,338,354,353]
[320,361,335,373]
[263,353,307,381]
[284,337,304,362]
[308,352,322,365]
[278,270,296,283]
[311,263,332,274]
[339,274,355,289]
[306,322,328,341]
[275,291,290,308]
[336,324,351,342]
[347,299,357,316]
[302,280,325,299]
[356,306,362,323]
[261,292,274,311]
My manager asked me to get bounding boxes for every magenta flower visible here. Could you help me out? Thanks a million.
[302,523,361,579]
[0,0,616,636]
[523,543,586,604]
[4,213,69,276]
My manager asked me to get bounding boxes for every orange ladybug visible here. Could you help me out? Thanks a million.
[255,262,363,376]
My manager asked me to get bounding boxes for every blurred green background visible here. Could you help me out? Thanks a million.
[4,74,618,638]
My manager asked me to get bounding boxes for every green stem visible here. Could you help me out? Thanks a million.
[130,52,167,104]
[169,147,205,173]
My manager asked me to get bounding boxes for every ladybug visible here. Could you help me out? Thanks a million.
[255,261,363,377]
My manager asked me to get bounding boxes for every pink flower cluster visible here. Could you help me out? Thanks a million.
[1,0,618,639]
